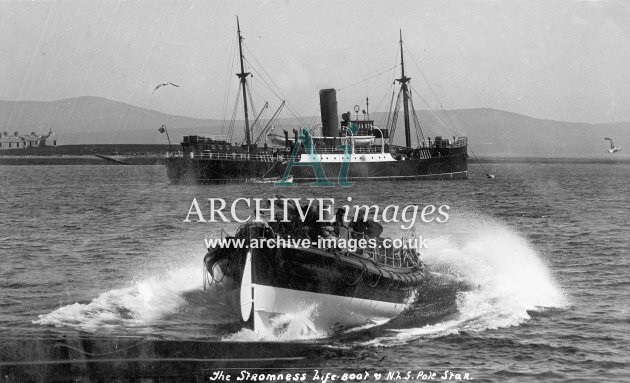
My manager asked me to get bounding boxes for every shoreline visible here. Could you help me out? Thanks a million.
[470,156,630,164]
[0,155,164,165]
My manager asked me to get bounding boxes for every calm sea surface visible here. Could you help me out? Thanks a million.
[0,163,628,382]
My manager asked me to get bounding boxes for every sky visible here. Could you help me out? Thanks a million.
[1,0,629,123]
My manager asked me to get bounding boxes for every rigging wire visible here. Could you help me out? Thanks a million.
[367,63,397,99]
[242,44,307,126]
[403,43,461,134]
[372,81,396,126]
[367,44,400,107]
[254,101,285,144]
[227,85,242,142]
[384,89,396,136]
[241,57,287,106]
[404,43,494,177]
[336,63,399,128]
[384,45,404,139]
[408,83,493,177]
[221,30,239,134]
[408,84,451,131]
[408,90,425,145]
[245,100,269,145]
[336,64,399,92]
[243,60,296,133]
[257,103,270,141]
[246,81,258,140]
[239,69,286,143]
[388,88,404,145]
[243,56,306,127]
[365,63,398,127]
[307,103,321,132]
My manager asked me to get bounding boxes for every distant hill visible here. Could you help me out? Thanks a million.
[413,108,630,158]
[0,96,222,145]
[1,96,628,158]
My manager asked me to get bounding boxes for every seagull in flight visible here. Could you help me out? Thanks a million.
[604,137,622,153]
[152,82,180,94]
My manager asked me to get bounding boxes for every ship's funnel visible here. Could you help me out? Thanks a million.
[319,89,339,137]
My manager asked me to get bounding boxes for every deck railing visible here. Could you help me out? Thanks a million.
[222,222,422,270]
[168,136,466,160]
[418,136,467,148]
[345,229,422,269]
[169,151,286,161]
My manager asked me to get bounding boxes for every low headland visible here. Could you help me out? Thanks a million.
[0,144,171,165]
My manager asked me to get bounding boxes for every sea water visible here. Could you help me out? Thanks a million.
[0,163,628,381]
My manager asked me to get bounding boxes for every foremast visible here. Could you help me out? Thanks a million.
[395,29,412,148]
[236,17,252,149]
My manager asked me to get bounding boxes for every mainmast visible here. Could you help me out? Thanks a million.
[236,17,252,148]
[395,29,412,148]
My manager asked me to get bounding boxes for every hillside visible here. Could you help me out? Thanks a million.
[415,108,630,158]
[0,96,222,145]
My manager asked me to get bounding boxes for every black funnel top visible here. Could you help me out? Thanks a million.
[319,89,339,137]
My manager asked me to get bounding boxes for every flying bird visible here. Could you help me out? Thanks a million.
[604,137,622,153]
[152,82,180,94]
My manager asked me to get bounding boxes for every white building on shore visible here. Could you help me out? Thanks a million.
[0,131,58,150]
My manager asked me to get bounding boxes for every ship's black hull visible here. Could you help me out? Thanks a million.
[166,146,467,184]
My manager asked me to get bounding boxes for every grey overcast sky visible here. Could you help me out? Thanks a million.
[1,0,629,123]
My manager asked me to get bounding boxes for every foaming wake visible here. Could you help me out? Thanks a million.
[363,216,569,346]
[34,217,567,343]
[33,262,202,333]
[223,303,326,342]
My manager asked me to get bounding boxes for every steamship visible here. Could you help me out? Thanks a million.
[164,22,468,184]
